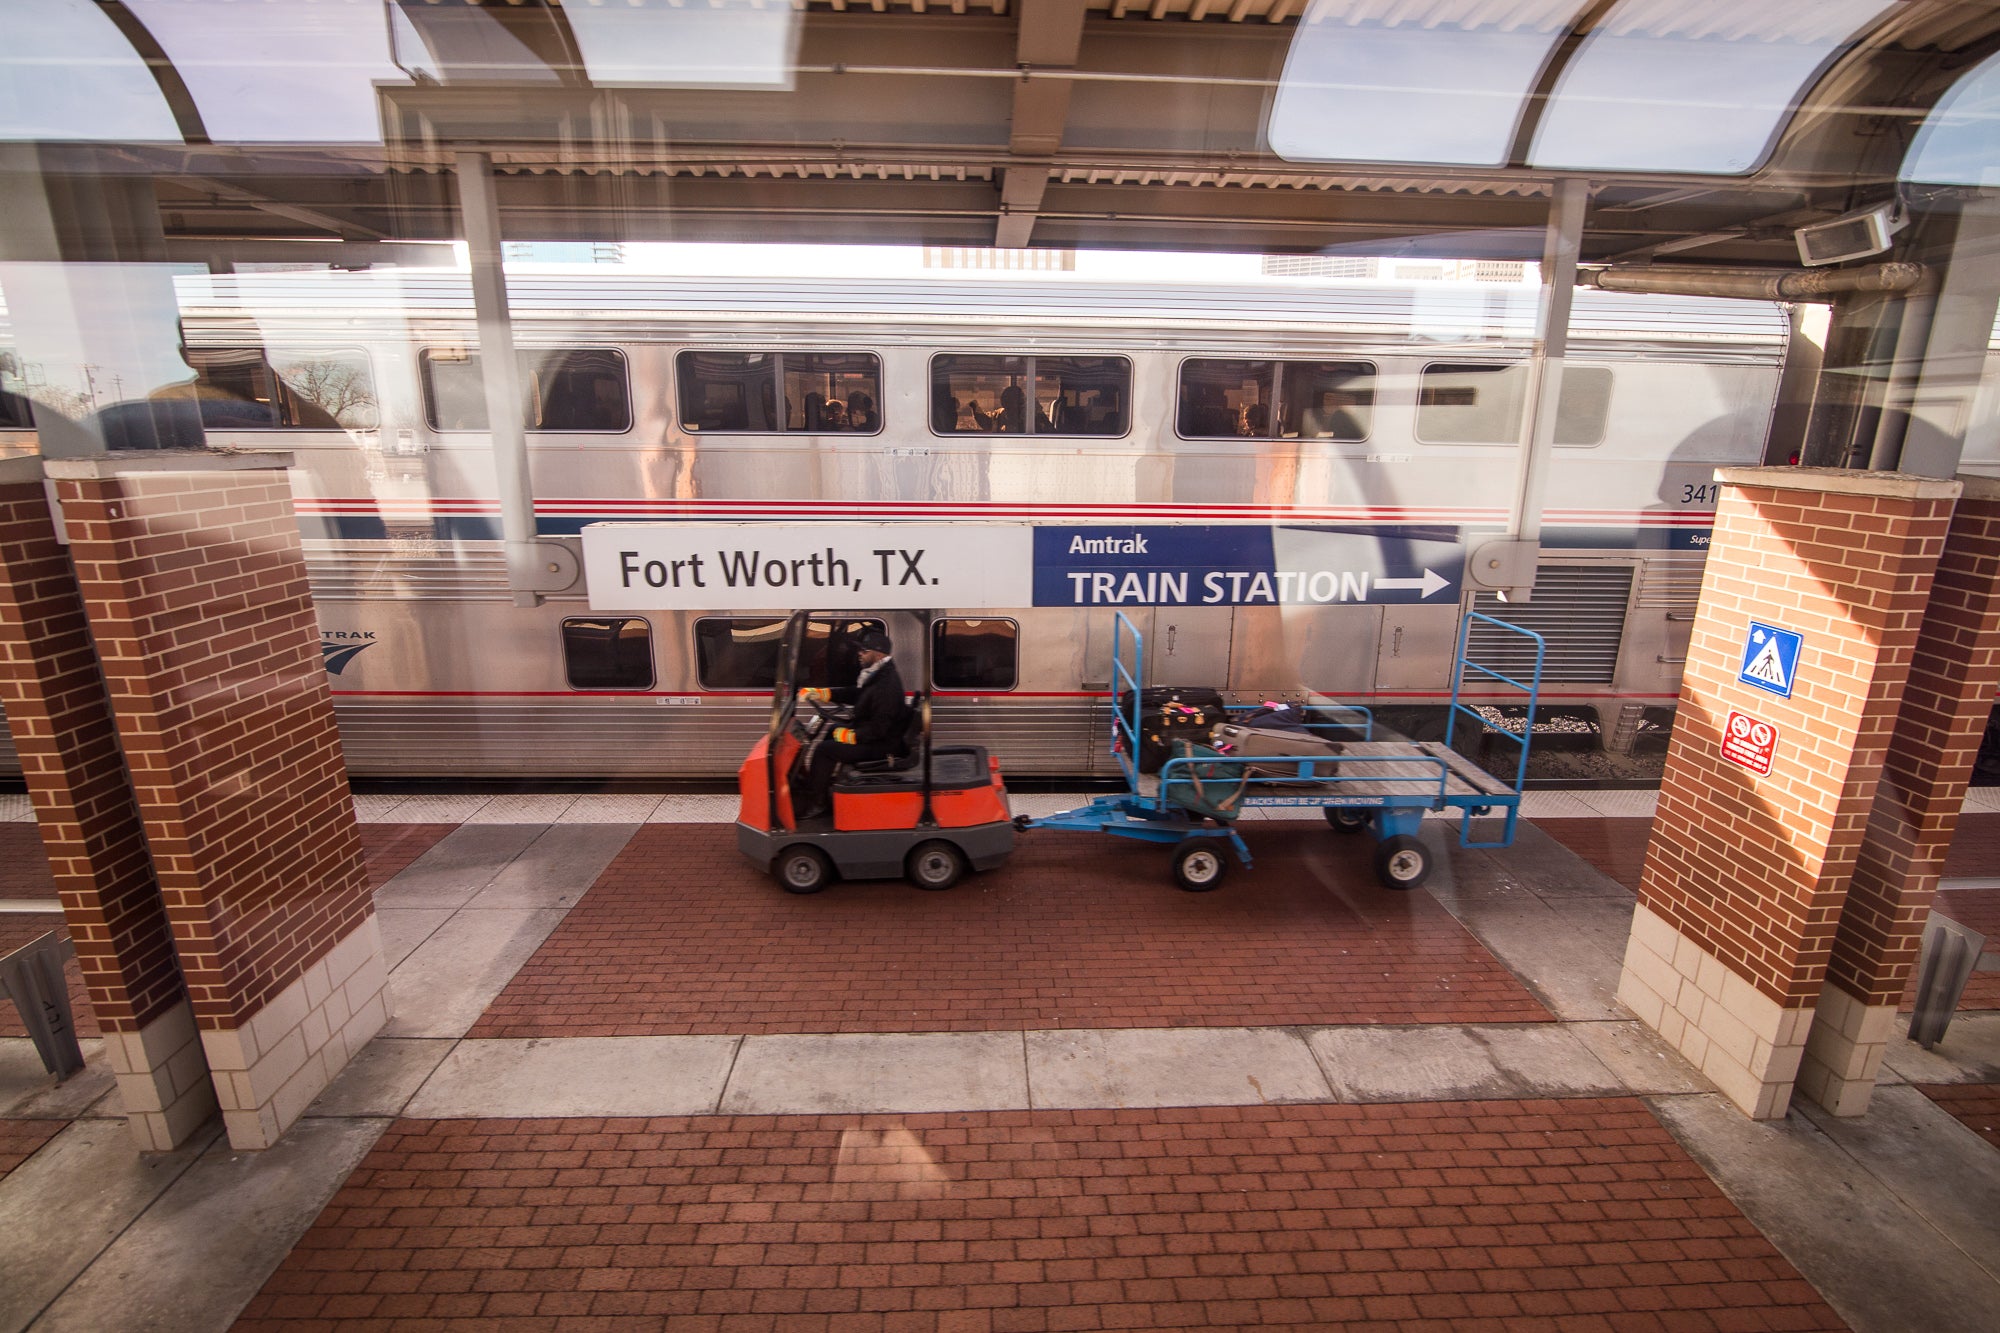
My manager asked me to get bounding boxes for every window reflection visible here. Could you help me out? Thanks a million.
[1531,0,1895,174]
[1904,48,2000,187]
[1270,0,1574,166]
[6,0,182,143]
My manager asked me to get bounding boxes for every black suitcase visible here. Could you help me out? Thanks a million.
[1117,685,1226,774]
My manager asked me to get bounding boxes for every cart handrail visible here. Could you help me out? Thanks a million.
[1111,611,1144,790]
[1445,611,1546,797]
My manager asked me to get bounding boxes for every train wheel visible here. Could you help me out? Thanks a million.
[906,840,967,891]
[1172,841,1229,892]
[776,845,833,894]
[1373,835,1430,891]
[1325,807,1371,835]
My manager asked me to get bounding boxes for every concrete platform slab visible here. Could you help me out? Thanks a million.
[720,1031,1029,1114]
[1570,1018,1714,1095]
[1882,1012,2000,1084]
[0,1118,217,1331]
[1438,896,1635,1020]
[405,1036,741,1118]
[467,794,576,824]
[562,794,666,823]
[1798,1084,2000,1281]
[1309,1022,1625,1101]
[370,823,545,910]
[371,907,451,971]
[0,1041,113,1119]
[467,823,636,909]
[1651,1092,2000,1333]
[1024,1026,1332,1109]
[304,1037,454,1118]
[28,1116,387,1333]
[380,907,569,1038]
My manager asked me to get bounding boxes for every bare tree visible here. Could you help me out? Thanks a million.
[276,356,377,428]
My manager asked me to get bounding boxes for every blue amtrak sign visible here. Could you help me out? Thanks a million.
[1030,525,1463,607]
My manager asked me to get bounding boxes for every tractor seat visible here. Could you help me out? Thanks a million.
[835,746,992,792]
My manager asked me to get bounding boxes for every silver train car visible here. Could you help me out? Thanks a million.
[3,273,1822,778]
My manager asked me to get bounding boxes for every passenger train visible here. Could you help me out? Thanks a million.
[0,271,1908,778]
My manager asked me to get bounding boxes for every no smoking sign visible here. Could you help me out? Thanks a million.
[1721,710,1780,776]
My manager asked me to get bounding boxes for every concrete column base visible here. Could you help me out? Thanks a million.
[1617,904,1813,1119]
[103,998,218,1152]
[200,916,389,1150]
[1796,982,1899,1117]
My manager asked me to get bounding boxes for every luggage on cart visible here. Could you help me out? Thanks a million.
[1212,721,1343,785]
[1160,739,1248,822]
[1117,685,1226,773]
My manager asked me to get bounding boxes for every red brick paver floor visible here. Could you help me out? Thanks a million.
[1915,1084,2000,1152]
[0,911,95,1040]
[470,823,1550,1038]
[235,1099,1848,1332]
[0,1119,64,1182]
[362,824,458,891]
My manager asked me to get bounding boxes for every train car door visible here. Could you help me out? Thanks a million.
[1144,608,1234,689]
[1228,605,1384,698]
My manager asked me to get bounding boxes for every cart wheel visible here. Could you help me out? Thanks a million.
[776,845,833,894]
[906,840,967,891]
[1325,807,1371,835]
[1373,835,1430,891]
[1172,841,1229,892]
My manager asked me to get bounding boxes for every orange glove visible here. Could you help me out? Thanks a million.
[796,687,830,702]
[833,727,856,744]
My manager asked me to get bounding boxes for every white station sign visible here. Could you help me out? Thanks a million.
[582,523,1034,610]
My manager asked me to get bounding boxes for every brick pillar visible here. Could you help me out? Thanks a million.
[47,453,387,1150]
[0,460,214,1150]
[1618,468,1959,1119]
[1797,477,2000,1113]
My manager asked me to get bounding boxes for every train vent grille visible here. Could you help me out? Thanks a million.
[304,543,581,601]
[1470,565,1634,684]
[1635,553,1707,613]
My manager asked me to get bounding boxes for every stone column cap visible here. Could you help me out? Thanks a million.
[1714,466,1961,501]
[0,456,47,485]
[42,450,295,480]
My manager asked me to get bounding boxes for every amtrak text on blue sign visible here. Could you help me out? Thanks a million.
[1739,621,1803,699]
[1031,526,1464,607]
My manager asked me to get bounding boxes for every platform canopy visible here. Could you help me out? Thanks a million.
[0,0,1995,265]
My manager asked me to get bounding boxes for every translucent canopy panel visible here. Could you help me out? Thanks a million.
[1268,0,1580,166]
[132,0,407,144]
[1531,0,1896,174]
[562,0,802,90]
[3,0,181,143]
[1904,47,2000,186]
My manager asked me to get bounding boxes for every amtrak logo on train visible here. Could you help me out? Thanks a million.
[321,631,377,675]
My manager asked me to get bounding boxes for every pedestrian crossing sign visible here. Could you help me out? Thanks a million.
[1739,622,1802,698]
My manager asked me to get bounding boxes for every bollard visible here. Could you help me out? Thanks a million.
[0,931,85,1079]
[1908,912,1989,1050]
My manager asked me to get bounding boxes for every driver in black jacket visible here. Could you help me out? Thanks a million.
[796,629,909,819]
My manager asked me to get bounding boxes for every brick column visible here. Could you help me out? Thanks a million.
[0,460,213,1151]
[1618,468,1958,1119]
[1797,477,2000,1113]
[48,453,386,1150]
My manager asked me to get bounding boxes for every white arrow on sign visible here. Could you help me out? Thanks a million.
[1373,568,1450,598]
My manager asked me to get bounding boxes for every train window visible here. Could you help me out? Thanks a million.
[676,351,881,433]
[694,617,887,690]
[183,347,377,429]
[931,354,1029,433]
[422,347,630,433]
[1179,360,1274,438]
[1416,363,1613,446]
[1177,359,1375,441]
[561,617,654,690]
[1280,361,1376,442]
[931,619,1018,691]
[930,354,1129,436]
[1036,356,1129,436]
